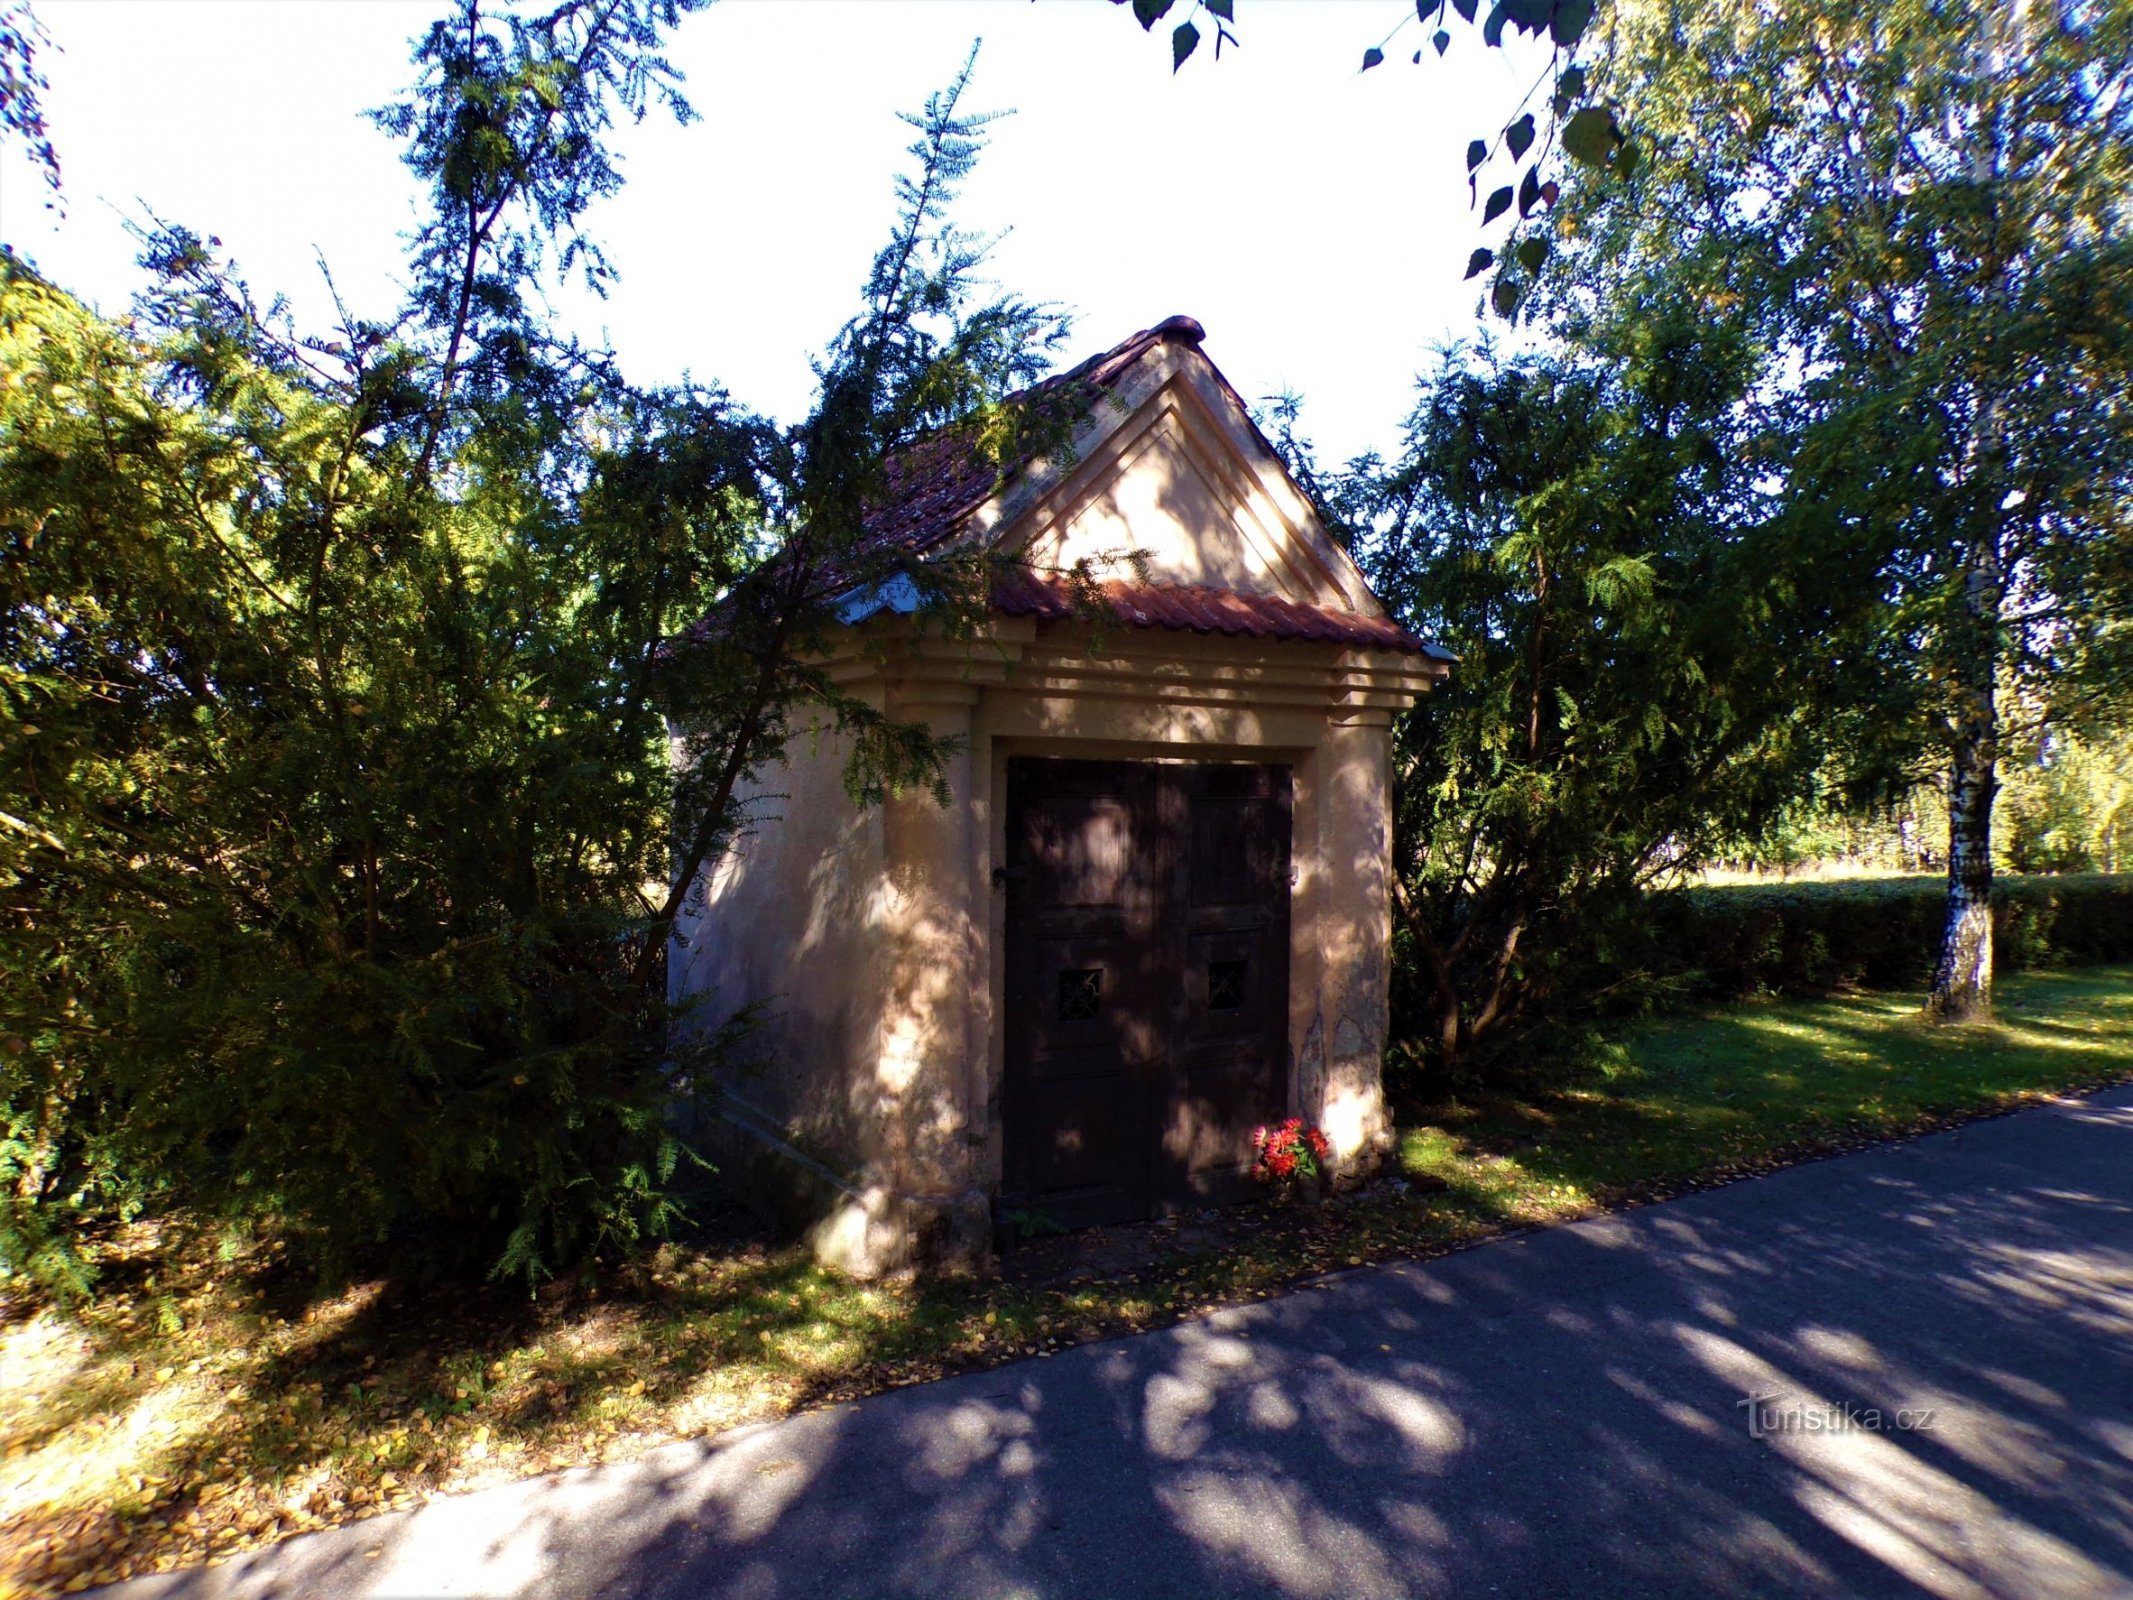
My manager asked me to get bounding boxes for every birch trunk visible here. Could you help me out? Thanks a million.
[1928,548,2003,1022]
[1928,704,1996,1021]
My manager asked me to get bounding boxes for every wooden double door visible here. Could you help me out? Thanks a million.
[1002,758,1292,1229]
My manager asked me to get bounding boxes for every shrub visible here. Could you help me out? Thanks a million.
[1643,875,2133,998]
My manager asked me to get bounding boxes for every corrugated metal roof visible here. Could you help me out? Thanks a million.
[991,571,1451,658]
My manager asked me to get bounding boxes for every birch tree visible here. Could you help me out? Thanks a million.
[1548,0,2133,1019]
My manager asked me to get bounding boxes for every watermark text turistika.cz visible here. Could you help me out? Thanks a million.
[1738,1392,1937,1439]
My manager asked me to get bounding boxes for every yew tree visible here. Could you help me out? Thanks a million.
[1323,323,1893,1074]
[0,2,1062,1292]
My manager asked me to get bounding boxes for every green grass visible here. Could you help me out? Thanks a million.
[5,967,2129,1597]
[1399,964,2133,1215]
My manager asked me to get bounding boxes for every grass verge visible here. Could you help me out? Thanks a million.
[4,966,2129,1597]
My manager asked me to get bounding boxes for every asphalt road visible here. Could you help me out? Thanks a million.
[102,1083,2133,1600]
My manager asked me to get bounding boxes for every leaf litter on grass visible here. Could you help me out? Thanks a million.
[4,967,2129,1597]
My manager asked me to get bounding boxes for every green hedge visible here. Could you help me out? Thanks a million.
[1644,874,2133,997]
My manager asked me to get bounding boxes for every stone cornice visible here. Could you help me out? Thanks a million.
[818,619,1443,723]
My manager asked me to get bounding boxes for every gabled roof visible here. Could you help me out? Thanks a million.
[842,316,1446,660]
[856,318,1190,560]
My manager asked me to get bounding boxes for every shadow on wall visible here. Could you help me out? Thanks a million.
[132,1094,2133,1599]
[1026,379,1330,607]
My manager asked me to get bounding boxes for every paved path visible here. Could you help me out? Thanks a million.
[104,1086,2133,1600]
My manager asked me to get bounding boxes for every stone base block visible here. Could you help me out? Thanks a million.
[807,1186,994,1280]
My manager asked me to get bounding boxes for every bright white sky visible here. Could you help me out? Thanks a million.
[0,0,1547,465]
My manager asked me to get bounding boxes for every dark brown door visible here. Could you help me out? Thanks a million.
[1003,759,1291,1229]
[1159,762,1292,1208]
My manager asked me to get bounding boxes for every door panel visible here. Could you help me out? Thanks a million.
[1004,758,1290,1229]
[1003,764,1162,1228]
[1163,764,1291,1205]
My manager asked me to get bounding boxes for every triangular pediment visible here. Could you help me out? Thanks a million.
[972,336,1387,621]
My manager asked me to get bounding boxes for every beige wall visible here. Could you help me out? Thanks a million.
[1301,717,1397,1162]
[670,716,891,1176]
[675,620,1432,1276]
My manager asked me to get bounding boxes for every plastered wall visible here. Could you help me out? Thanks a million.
[672,629,1411,1275]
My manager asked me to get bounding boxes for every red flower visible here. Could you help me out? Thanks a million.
[1250,1116,1332,1187]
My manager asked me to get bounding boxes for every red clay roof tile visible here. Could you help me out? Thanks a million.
[990,571,1444,656]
